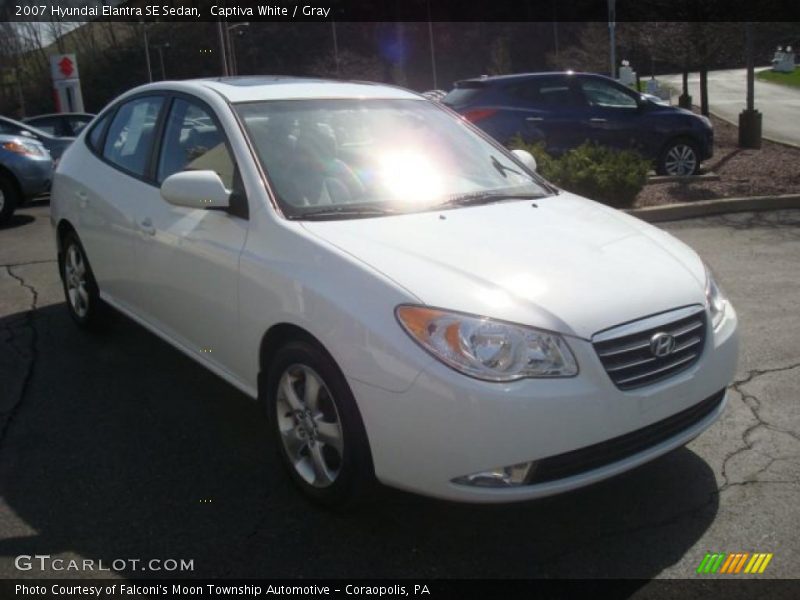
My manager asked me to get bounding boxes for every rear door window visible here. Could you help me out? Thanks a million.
[506,77,583,108]
[102,96,164,178]
[579,79,639,109]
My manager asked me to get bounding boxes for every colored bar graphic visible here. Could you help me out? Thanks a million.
[697,552,772,574]
[697,553,712,574]
[710,553,726,573]
[720,554,736,574]
[758,554,773,573]
[734,553,750,573]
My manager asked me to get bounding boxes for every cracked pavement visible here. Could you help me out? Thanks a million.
[0,202,798,584]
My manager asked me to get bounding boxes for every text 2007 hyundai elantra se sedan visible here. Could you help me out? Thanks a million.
[50,77,738,505]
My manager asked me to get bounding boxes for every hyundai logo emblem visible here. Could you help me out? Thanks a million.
[650,332,676,358]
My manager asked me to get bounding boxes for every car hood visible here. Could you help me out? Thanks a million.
[301,193,708,339]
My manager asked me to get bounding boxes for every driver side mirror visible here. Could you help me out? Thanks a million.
[511,149,537,173]
[160,170,230,210]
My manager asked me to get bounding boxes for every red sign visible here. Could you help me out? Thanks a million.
[58,56,74,78]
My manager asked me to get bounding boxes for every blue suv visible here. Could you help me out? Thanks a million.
[443,72,714,176]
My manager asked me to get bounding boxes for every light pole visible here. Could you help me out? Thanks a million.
[217,20,229,76]
[331,22,340,77]
[226,22,249,76]
[739,22,762,148]
[608,0,616,79]
[141,21,153,82]
[152,43,170,80]
[427,1,438,89]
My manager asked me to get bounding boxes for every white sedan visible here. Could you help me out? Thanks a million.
[50,77,738,506]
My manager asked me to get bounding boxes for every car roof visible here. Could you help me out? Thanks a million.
[124,76,422,103]
[24,113,94,120]
[456,71,607,85]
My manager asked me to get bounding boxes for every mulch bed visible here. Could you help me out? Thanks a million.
[635,113,800,208]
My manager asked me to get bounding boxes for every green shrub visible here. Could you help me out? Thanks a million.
[508,137,650,208]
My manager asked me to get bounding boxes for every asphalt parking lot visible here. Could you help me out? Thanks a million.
[1,200,798,583]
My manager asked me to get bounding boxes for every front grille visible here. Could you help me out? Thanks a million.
[526,389,725,485]
[593,307,707,391]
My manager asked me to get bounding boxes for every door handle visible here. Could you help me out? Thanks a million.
[75,190,88,208]
[139,217,156,236]
[525,117,544,122]
[590,118,608,123]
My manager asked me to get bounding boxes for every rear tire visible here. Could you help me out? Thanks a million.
[265,339,374,508]
[657,139,700,176]
[0,175,20,227]
[60,231,104,329]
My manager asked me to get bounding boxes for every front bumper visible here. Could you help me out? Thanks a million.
[13,155,54,198]
[701,127,714,161]
[350,304,738,503]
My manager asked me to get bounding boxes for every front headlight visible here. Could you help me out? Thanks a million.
[2,140,46,157]
[704,264,728,329]
[395,305,578,381]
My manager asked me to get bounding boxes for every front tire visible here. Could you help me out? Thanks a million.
[657,139,700,176]
[0,175,20,227]
[266,340,373,508]
[60,231,104,329]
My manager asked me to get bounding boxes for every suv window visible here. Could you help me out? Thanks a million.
[443,82,487,107]
[157,98,234,188]
[102,96,164,178]
[507,78,582,108]
[580,79,638,109]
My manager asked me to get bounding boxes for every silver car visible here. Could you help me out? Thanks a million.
[0,115,74,163]
[0,133,53,225]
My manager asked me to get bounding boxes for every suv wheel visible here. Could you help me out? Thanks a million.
[657,139,700,176]
[266,340,373,508]
[0,175,20,226]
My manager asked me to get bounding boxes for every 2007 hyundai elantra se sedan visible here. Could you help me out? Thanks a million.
[51,77,738,506]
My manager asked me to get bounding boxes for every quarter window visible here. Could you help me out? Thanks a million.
[87,114,109,151]
[157,98,234,188]
[102,96,164,178]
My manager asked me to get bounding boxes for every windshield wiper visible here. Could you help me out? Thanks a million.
[291,205,402,221]
[491,155,522,178]
[439,191,549,208]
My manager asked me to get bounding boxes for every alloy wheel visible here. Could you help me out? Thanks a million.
[64,243,90,318]
[275,364,344,488]
[664,144,698,176]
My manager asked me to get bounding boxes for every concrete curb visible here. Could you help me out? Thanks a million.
[647,172,720,184]
[625,193,800,223]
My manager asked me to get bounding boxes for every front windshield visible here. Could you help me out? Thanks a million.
[235,98,551,219]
